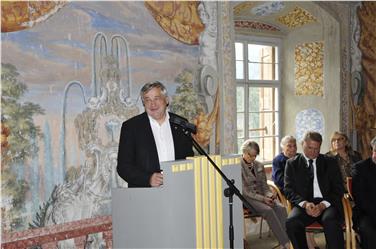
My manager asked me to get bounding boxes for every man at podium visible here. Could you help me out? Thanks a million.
[117,81,194,187]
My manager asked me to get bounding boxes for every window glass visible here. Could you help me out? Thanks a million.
[237,113,245,139]
[235,43,244,80]
[236,40,280,160]
[236,86,245,112]
[255,136,279,162]
[248,44,278,81]
[236,61,244,80]
[235,42,244,60]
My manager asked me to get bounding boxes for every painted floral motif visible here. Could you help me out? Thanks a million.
[295,41,324,96]
[251,2,285,16]
[278,6,317,28]
[233,2,255,16]
[295,108,325,142]
[234,20,280,32]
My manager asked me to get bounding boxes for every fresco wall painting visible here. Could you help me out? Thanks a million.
[1,3,219,243]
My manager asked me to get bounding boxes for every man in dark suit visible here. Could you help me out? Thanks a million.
[351,136,376,249]
[117,81,194,187]
[284,131,345,249]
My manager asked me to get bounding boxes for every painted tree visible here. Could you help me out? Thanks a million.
[1,63,44,231]
[170,69,204,122]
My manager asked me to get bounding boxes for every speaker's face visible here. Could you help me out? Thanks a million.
[143,87,169,123]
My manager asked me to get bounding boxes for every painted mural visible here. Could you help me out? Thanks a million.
[295,108,325,142]
[353,2,376,157]
[1,2,219,244]
[295,41,324,97]
[277,6,317,28]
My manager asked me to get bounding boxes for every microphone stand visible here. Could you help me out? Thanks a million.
[182,130,256,249]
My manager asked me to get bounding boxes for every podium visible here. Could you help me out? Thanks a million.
[112,155,244,249]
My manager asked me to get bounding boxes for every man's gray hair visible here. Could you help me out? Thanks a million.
[371,136,376,149]
[140,81,168,102]
[302,131,322,144]
[280,135,296,149]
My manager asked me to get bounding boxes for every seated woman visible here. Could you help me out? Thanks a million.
[241,140,290,249]
[272,135,297,194]
[326,131,362,190]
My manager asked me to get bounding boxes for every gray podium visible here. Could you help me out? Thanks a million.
[112,155,244,249]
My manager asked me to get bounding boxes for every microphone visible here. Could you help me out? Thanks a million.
[169,115,197,135]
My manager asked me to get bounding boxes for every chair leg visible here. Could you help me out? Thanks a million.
[244,217,247,239]
[259,217,263,239]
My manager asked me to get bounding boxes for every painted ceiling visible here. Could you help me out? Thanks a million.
[233,1,319,35]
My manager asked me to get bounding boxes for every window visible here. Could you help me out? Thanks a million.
[236,38,281,164]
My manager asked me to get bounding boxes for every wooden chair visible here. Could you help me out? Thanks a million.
[243,206,265,239]
[346,176,357,249]
[286,196,353,249]
[267,180,287,207]
[243,181,281,240]
[346,176,353,200]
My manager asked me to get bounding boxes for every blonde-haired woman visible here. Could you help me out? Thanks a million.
[326,131,362,190]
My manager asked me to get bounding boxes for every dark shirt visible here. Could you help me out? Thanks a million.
[351,158,376,227]
[272,152,288,193]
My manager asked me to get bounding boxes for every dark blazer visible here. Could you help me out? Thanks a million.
[284,153,344,217]
[351,158,376,227]
[272,152,289,193]
[117,112,194,187]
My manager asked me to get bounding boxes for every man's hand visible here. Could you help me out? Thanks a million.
[304,202,316,216]
[311,202,326,217]
[150,172,163,187]
[304,202,326,217]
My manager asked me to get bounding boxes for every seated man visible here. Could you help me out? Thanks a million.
[272,135,318,249]
[284,131,344,249]
[351,136,376,249]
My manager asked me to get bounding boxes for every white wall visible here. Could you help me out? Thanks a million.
[281,3,340,153]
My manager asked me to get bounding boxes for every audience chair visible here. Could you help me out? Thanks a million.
[286,196,353,249]
[243,181,281,240]
[243,206,265,239]
[267,180,287,207]
[346,176,353,200]
[346,176,358,249]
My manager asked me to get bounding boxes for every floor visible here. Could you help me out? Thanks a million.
[244,232,327,249]
[243,218,359,249]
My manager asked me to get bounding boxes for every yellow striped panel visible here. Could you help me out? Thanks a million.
[201,156,210,248]
[193,157,203,249]
[208,155,217,248]
[194,155,230,248]
[215,155,224,248]
[171,163,194,173]
[179,163,187,171]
